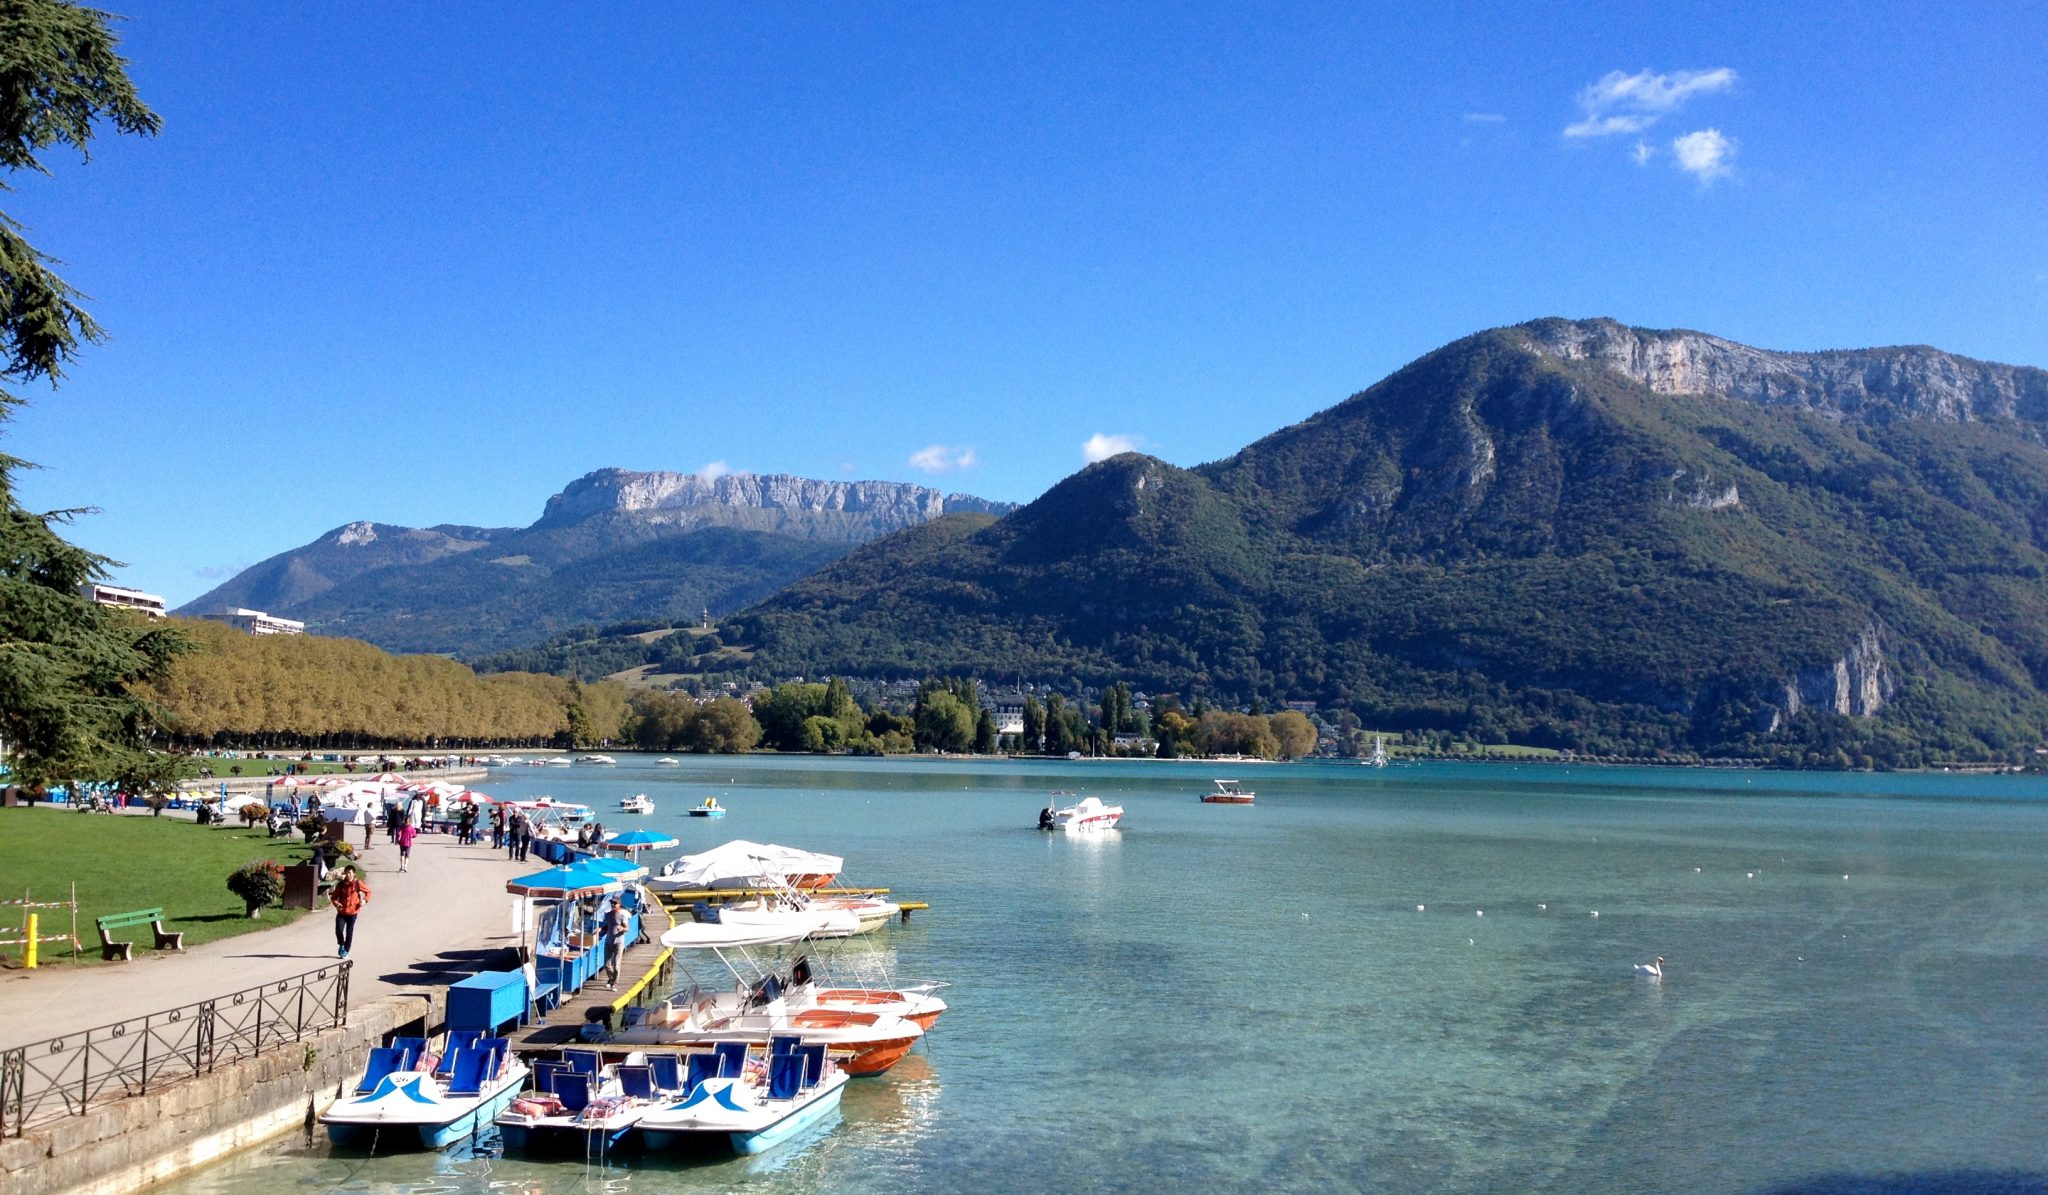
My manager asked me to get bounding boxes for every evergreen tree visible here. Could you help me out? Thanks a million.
[973,706,997,754]
[1021,695,1044,754]
[0,3,187,793]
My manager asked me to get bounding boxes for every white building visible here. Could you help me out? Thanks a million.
[79,583,167,619]
[203,608,306,636]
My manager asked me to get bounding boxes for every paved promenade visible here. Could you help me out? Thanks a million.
[0,830,532,1049]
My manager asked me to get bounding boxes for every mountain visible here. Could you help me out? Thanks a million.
[180,471,1015,656]
[727,318,2048,763]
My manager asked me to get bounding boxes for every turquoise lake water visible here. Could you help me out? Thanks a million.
[165,755,2048,1193]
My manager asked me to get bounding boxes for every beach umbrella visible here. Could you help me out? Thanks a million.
[505,863,624,900]
[364,771,409,785]
[445,790,494,805]
[604,829,679,854]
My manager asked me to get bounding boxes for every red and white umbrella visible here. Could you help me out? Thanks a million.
[445,790,495,805]
[365,771,409,785]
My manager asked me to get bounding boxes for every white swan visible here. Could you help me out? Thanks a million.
[1633,956,1665,979]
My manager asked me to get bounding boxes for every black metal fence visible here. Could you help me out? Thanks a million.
[0,961,351,1136]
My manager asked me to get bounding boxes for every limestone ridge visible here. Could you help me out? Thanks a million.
[177,470,1017,656]
[1520,317,2048,427]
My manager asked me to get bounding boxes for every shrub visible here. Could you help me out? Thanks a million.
[239,802,269,826]
[226,861,286,913]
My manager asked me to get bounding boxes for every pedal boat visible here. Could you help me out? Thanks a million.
[494,1048,647,1154]
[321,1035,527,1150]
[634,1039,849,1155]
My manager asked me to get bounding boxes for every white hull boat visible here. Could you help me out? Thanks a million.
[619,794,655,815]
[635,1048,849,1155]
[1038,794,1123,832]
[322,1037,527,1150]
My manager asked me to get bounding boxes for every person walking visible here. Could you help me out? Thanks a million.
[515,814,532,862]
[396,819,417,872]
[331,867,371,958]
[601,899,631,990]
[491,806,505,850]
[505,812,523,860]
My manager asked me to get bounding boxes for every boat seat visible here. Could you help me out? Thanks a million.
[767,1054,804,1101]
[561,1048,602,1077]
[713,1041,749,1077]
[684,1051,719,1095]
[389,1036,428,1071]
[691,902,721,924]
[616,1064,656,1101]
[647,1053,683,1094]
[355,1047,405,1094]
[553,1071,593,1113]
[796,1043,827,1089]
[444,1048,489,1098]
[769,1034,801,1057]
[477,1037,511,1079]
[530,1060,567,1095]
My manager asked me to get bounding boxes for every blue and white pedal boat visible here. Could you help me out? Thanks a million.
[322,1035,527,1150]
[635,1039,847,1155]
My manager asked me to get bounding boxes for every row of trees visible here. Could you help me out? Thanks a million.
[138,620,631,747]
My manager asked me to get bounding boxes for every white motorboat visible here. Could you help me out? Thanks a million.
[1038,793,1123,832]
[656,757,681,766]
[322,1035,528,1150]
[575,754,618,766]
[614,924,929,1076]
[619,794,655,815]
[633,1042,849,1155]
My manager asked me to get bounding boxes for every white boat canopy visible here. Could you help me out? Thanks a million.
[659,921,819,950]
[659,840,845,889]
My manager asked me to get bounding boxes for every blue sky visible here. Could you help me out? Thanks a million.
[7,2,2044,607]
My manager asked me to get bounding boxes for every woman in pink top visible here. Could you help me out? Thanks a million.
[396,820,418,872]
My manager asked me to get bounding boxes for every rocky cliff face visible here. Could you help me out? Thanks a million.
[1766,625,1895,731]
[534,469,1014,536]
[1520,317,2048,426]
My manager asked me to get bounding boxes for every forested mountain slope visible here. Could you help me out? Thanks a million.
[729,319,2048,762]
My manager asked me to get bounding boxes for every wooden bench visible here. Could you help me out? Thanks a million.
[95,908,185,961]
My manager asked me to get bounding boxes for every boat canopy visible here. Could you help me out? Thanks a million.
[660,840,845,890]
[659,921,820,950]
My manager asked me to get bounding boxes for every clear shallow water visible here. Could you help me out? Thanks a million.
[166,757,2048,1194]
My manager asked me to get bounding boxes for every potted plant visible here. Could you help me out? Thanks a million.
[297,813,324,843]
[226,861,287,918]
[239,801,270,828]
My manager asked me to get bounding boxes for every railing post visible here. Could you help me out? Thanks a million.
[1,1046,22,1137]
[78,1031,89,1115]
[335,961,351,1024]
[195,1002,216,1074]
[140,1018,149,1095]
[295,979,307,1042]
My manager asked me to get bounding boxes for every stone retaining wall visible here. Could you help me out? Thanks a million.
[2,993,445,1195]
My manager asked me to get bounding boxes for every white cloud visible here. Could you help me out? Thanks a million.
[1631,140,1655,166]
[908,444,978,473]
[698,460,736,481]
[1463,112,1506,124]
[1671,128,1737,181]
[1564,67,1736,138]
[1082,432,1142,463]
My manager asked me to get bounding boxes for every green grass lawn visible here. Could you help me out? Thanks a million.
[187,758,354,779]
[0,809,319,965]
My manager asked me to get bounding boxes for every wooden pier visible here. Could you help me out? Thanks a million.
[504,889,932,1057]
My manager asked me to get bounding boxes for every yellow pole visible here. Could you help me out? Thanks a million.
[25,912,37,969]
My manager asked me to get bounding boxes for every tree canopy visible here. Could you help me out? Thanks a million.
[0,2,184,793]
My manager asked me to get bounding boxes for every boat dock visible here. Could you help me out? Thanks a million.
[503,891,931,1058]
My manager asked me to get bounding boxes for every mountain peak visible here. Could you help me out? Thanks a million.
[1514,317,2048,424]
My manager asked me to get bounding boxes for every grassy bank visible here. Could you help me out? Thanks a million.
[0,809,318,965]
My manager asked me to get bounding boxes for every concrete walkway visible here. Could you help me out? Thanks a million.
[0,831,533,1049]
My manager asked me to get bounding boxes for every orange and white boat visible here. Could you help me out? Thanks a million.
[615,923,934,1077]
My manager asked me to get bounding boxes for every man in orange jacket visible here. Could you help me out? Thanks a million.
[332,868,371,958]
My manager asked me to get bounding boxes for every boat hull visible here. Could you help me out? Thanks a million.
[1199,795,1254,804]
[636,1072,848,1156]
[321,1069,529,1152]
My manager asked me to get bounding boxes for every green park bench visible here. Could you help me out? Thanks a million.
[94,908,185,961]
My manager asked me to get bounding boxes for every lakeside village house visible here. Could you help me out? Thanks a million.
[78,583,304,635]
